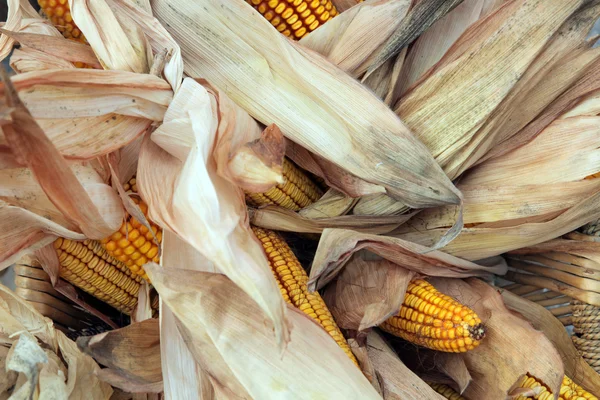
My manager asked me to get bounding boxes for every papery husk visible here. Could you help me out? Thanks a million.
[152,0,463,210]
[137,77,289,346]
[298,189,357,219]
[365,0,466,77]
[299,0,411,77]
[309,228,507,292]
[0,0,44,61]
[395,114,600,260]
[6,333,49,400]
[249,205,415,235]
[0,69,172,160]
[322,252,415,333]
[352,193,408,216]
[331,0,361,12]
[396,0,588,179]
[365,332,445,399]
[395,0,490,97]
[69,0,150,73]
[500,288,600,395]
[145,264,382,399]
[0,346,17,396]
[38,351,68,400]
[427,278,563,399]
[77,319,162,393]
[103,0,183,92]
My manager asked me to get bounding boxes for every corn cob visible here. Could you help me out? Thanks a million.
[100,177,162,282]
[514,374,598,400]
[54,238,142,315]
[428,383,466,400]
[252,226,357,364]
[246,158,324,211]
[379,279,485,353]
[246,0,338,39]
[38,0,86,43]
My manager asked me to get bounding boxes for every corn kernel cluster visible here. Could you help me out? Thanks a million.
[429,383,466,400]
[380,279,485,353]
[245,0,338,39]
[38,0,86,43]
[514,374,598,400]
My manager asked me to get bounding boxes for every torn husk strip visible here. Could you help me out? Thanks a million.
[249,205,414,234]
[508,259,599,292]
[145,264,381,399]
[309,228,507,292]
[77,319,162,393]
[500,288,600,395]
[365,331,446,399]
[299,0,411,77]
[69,0,150,72]
[396,0,586,179]
[365,0,466,77]
[137,78,289,346]
[0,69,124,243]
[152,0,463,209]
[298,189,357,219]
[428,278,563,399]
[0,0,47,61]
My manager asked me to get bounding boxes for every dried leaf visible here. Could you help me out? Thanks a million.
[366,332,445,399]
[56,330,113,400]
[428,278,563,399]
[249,205,415,234]
[298,189,357,219]
[331,0,361,12]
[366,0,466,77]
[0,346,17,395]
[77,319,162,393]
[396,0,586,179]
[0,0,44,61]
[152,0,463,209]
[0,69,124,240]
[145,264,382,399]
[500,289,600,395]
[38,352,68,400]
[133,281,152,323]
[70,0,150,72]
[309,229,507,292]
[138,78,289,346]
[6,333,48,400]
[352,193,408,216]
[300,0,411,77]
[322,253,415,332]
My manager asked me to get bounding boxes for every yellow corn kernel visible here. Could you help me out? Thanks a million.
[38,0,86,43]
[246,158,323,211]
[514,374,598,400]
[428,383,466,400]
[245,0,338,39]
[379,280,485,353]
[252,226,357,365]
[100,177,162,282]
[54,237,143,315]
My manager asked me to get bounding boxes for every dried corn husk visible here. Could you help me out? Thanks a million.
[500,289,600,395]
[309,228,507,292]
[426,278,563,399]
[396,0,590,179]
[145,264,381,399]
[77,319,162,393]
[151,0,463,210]
[137,78,289,346]
[395,113,600,260]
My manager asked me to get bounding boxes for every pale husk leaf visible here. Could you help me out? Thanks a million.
[500,288,600,395]
[298,189,357,219]
[137,78,289,346]
[299,0,411,77]
[429,278,563,399]
[322,252,415,332]
[0,0,42,61]
[38,352,68,400]
[249,205,415,234]
[6,333,48,400]
[396,0,586,179]
[331,0,361,12]
[56,331,113,400]
[366,332,445,400]
[152,0,463,209]
[309,228,507,291]
[0,346,17,396]
[352,193,408,216]
[69,0,149,72]
[77,319,162,393]
[145,264,382,400]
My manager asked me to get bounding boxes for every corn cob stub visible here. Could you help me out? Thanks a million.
[379,279,485,353]
[514,374,598,400]
[428,383,466,400]
[246,158,324,211]
[245,0,338,39]
[251,226,358,365]
[100,178,162,282]
[38,0,86,43]
[54,238,142,315]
